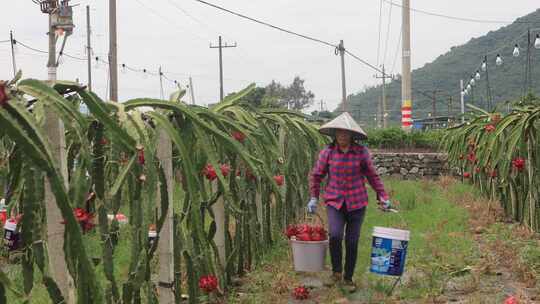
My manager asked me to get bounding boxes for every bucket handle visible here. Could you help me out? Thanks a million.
[305,211,324,226]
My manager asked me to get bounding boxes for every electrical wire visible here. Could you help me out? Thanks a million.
[167,0,262,72]
[344,50,386,75]
[133,0,207,41]
[60,51,86,61]
[16,41,48,54]
[382,0,393,65]
[390,25,402,75]
[383,0,538,24]
[167,0,215,37]
[376,0,383,66]
[195,0,391,78]
[17,40,87,62]
[194,0,337,48]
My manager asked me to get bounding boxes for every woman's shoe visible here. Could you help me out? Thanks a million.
[342,279,357,293]
[323,272,342,287]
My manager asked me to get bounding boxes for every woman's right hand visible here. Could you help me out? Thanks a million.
[307,198,318,213]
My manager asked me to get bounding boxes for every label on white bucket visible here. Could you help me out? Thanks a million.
[370,227,409,276]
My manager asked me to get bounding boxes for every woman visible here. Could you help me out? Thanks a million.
[307,112,391,291]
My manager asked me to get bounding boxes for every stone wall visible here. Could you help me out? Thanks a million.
[372,152,448,179]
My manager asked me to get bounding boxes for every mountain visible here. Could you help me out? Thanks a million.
[344,9,540,127]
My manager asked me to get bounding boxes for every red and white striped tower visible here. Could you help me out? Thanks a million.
[401,0,412,130]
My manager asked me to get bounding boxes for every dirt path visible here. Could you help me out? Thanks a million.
[228,178,540,304]
[435,182,540,304]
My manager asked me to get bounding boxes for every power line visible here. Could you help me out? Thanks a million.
[59,51,86,61]
[383,0,538,24]
[382,0,393,65]
[390,25,402,74]
[344,50,386,75]
[167,0,215,36]
[166,0,267,77]
[194,0,392,77]
[194,0,337,48]
[16,41,48,54]
[17,39,86,60]
[133,0,207,41]
[376,0,383,66]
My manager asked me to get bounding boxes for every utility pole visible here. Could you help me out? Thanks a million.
[401,0,412,131]
[48,16,57,81]
[338,40,347,112]
[210,36,236,102]
[460,79,465,123]
[86,5,92,91]
[448,96,452,122]
[109,0,118,101]
[374,64,393,128]
[35,1,76,302]
[484,55,492,111]
[159,66,164,99]
[526,29,532,93]
[377,97,382,128]
[189,76,196,105]
[10,31,17,77]
[156,129,174,304]
[209,36,236,267]
[431,90,437,117]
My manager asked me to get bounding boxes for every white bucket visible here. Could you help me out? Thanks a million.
[370,227,410,276]
[290,239,328,272]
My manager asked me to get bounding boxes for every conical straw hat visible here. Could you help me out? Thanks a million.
[318,112,368,140]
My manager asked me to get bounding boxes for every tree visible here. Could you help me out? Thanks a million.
[262,80,286,108]
[241,87,267,107]
[264,77,315,110]
[310,110,336,119]
[233,77,316,110]
[282,77,315,110]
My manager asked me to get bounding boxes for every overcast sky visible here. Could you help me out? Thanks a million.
[1,1,539,112]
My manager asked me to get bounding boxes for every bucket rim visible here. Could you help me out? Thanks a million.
[289,239,329,244]
[372,226,410,241]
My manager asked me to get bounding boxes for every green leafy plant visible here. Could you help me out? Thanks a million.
[0,74,327,303]
[442,98,539,231]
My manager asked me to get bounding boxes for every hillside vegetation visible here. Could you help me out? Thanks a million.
[346,9,540,127]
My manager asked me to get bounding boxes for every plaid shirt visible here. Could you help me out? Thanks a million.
[309,144,388,211]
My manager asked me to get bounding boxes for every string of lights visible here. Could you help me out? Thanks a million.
[13,37,184,87]
[461,28,540,99]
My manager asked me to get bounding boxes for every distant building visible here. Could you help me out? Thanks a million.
[412,116,455,130]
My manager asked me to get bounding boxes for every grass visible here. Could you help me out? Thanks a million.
[3,224,136,304]
[226,178,479,303]
[4,177,540,303]
[227,177,540,303]
[350,178,477,301]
